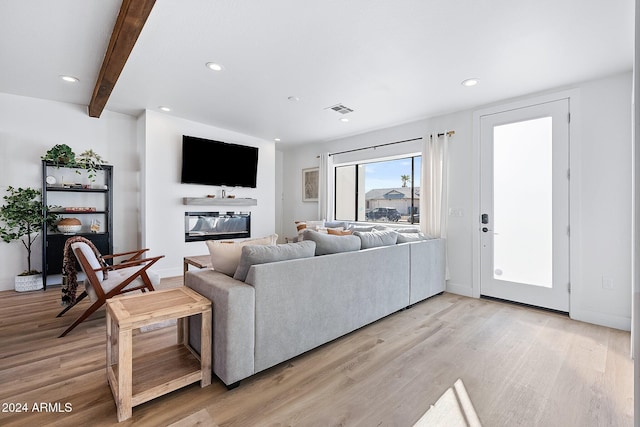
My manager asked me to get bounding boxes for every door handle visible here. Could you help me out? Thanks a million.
[482,227,489,232]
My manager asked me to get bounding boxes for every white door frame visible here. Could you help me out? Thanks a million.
[471,89,581,317]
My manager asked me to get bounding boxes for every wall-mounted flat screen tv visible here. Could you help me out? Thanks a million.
[181,135,258,188]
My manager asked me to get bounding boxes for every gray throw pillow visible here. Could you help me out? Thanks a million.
[354,229,399,249]
[348,225,375,232]
[396,232,433,243]
[324,220,350,229]
[397,227,421,233]
[301,229,361,255]
[233,241,316,281]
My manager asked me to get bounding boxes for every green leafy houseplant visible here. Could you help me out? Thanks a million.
[0,186,59,275]
[76,149,107,183]
[41,144,76,168]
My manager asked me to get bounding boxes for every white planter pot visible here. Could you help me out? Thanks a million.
[15,274,43,292]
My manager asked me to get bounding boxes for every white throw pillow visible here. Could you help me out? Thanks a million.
[206,234,278,276]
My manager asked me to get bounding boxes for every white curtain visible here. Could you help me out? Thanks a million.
[318,153,334,220]
[420,132,450,238]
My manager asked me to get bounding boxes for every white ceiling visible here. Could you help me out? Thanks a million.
[0,0,634,146]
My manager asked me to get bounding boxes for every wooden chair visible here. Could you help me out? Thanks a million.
[57,242,164,337]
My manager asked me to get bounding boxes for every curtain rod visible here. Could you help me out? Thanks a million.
[326,130,455,157]
[437,130,456,138]
[328,137,421,157]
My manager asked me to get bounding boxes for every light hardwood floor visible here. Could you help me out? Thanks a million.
[0,278,633,426]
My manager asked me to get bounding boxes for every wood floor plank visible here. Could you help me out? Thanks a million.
[0,279,632,426]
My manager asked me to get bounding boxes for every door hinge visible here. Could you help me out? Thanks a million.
[568,112,571,123]
[567,225,570,236]
[568,282,571,293]
[567,169,570,180]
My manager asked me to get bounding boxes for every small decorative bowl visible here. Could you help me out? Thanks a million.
[57,218,82,234]
[58,224,82,234]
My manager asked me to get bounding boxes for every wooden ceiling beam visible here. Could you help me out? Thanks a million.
[88,0,156,118]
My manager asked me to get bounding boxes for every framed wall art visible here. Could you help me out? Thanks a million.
[302,167,319,202]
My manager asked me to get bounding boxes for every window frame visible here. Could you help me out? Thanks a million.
[332,152,422,225]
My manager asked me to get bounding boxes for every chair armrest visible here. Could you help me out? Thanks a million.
[109,255,164,270]
[93,255,164,273]
[102,248,150,262]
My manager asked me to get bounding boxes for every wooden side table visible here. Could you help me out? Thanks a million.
[105,287,212,422]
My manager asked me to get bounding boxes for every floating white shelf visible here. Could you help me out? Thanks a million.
[183,197,257,206]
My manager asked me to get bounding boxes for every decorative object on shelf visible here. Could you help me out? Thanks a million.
[56,217,82,234]
[0,186,59,291]
[41,144,76,168]
[302,167,319,202]
[53,207,97,213]
[45,175,57,185]
[76,149,107,183]
[90,219,100,233]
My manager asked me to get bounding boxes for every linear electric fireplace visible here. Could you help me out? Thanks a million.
[185,211,251,242]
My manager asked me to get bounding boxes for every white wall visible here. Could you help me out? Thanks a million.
[141,110,276,278]
[279,71,633,330]
[0,93,139,291]
[571,73,632,329]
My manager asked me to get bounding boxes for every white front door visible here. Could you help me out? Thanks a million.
[479,98,570,312]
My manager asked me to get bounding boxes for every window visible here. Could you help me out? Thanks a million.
[334,155,421,224]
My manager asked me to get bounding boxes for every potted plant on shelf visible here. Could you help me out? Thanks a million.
[76,149,107,184]
[0,186,59,292]
[41,144,77,168]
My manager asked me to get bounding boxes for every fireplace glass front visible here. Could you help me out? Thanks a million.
[185,211,251,242]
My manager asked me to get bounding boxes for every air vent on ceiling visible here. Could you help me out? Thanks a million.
[326,103,354,115]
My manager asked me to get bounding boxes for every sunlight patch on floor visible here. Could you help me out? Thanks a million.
[413,379,482,427]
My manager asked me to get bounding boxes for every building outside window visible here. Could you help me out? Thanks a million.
[334,155,421,224]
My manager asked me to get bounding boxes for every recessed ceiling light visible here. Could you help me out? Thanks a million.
[288,96,299,102]
[273,138,281,142]
[205,62,224,71]
[461,78,479,87]
[339,118,349,123]
[60,75,79,83]
[159,106,171,112]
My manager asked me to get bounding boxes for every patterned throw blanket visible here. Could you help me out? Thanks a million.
[60,236,108,306]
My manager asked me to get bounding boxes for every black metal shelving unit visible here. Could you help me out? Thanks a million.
[41,160,113,289]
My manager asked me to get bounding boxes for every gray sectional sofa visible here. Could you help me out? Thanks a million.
[186,234,446,388]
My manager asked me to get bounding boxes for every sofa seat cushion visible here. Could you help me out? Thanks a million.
[353,229,399,249]
[301,229,361,255]
[206,234,278,276]
[233,241,316,281]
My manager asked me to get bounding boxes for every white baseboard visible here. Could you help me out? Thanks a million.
[445,282,474,297]
[570,308,631,331]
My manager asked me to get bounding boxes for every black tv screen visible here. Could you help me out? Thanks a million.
[181,135,258,188]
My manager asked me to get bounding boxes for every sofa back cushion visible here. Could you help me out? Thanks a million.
[353,229,399,249]
[301,229,361,255]
[233,241,316,282]
[206,234,278,276]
